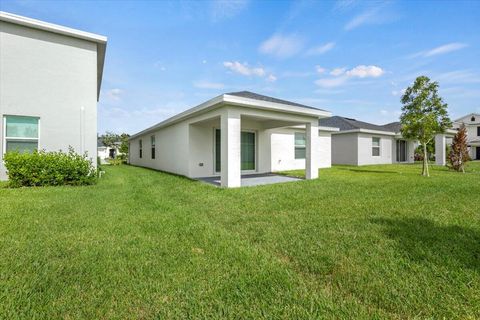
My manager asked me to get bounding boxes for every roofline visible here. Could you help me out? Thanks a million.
[332,128,397,136]
[0,11,107,101]
[454,113,480,122]
[129,94,332,139]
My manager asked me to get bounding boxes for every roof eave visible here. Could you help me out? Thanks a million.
[0,11,107,100]
[129,94,332,140]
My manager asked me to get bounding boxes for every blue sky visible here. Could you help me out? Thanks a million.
[2,0,480,134]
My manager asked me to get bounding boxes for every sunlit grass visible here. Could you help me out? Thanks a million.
[1,162,479,318]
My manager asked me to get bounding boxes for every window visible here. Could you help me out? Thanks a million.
[151,135,155,159]
[139,139,142,158]
[471,116,476,122]
[4,115,39,154]
[294,132,306,159]
[372,137,380,156]
[477,126,480,137]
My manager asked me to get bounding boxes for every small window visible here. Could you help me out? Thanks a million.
[372,137,380,156]
[477,126,480,137]
[139,139,143,158]
[4,115,39,154]
[471,116,476,122]
[294,132,306,159]
[151,135,155,159]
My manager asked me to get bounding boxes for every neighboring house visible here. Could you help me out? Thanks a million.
[129,91,338,188]
[0,11,107,180]
[319,116,456,166]
[97,138,122,163]
[453,113,480,160]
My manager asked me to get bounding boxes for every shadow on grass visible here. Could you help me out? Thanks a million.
[372,217,480,271]
[338,168,398,174]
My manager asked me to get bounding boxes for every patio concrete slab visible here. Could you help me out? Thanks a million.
[197,173,301,187]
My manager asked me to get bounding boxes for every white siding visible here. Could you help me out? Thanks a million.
[0,21,98,179]
[357,133,394,165]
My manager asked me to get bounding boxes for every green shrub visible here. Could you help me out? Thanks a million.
[3,147,97,187]
[107,157,123,166]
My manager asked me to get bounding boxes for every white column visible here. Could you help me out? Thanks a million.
[220,109,241,188]
[435,134,446,166]
[407,140,415,163]
[305,121,319,179]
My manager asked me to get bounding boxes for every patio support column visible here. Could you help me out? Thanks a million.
[220,109,241,188]
[435,134,446,166]
[305,121,319,180]
[407,140,415,163]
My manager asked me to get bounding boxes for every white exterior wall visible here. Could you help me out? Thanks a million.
[129,105,332,178]
[0,21,98,179]
[357,133,394,165]
[331,133,359,165]
[129,121,190,176]
[270,128,331,171]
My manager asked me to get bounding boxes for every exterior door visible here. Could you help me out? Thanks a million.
[476,146,480,160]
[214,129,256,172]
[396,140,407,162]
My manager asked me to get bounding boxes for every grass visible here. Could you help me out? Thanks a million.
[1,162,479,319]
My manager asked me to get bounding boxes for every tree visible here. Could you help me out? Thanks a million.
[400,76,451,177]
[100,131,120,149]
[447,124,470,172]
[119,133,130,156]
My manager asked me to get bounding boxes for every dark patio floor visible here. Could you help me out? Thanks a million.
[197,173,302,187]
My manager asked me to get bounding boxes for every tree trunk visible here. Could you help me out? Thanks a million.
[422,143,429,177]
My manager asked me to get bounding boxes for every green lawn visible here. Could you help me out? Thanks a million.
[1,163,479,319]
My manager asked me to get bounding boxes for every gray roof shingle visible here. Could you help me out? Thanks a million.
[318,116,401,133]
[226,91,327,112]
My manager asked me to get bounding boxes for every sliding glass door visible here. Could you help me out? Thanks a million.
[396,140,407,162]
[215,129,256,172]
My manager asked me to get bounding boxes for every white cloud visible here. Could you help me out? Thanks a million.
[344,6,396,31]
[211,0,248,21]
[345,65,384,78]
[392,89,406,96]
[306,42,335,55]
[330,67,346,76]
[344,9,378,30]
[411,42,469,58]
[193,80,225,89]
[380,109,388,116]
[315,65,384,88]
[259,33,304,58]
[315,77,348,88]
[105,88,123,102]
[223,61,266,77]
[267,74,277,82]
[315,66,326,74]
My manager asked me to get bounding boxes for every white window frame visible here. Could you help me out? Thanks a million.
[372,137,381,157]
[3,115,41,155]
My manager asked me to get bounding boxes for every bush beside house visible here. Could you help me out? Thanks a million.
[4,148,97,187]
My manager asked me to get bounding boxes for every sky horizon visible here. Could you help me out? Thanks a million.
[2,0,479,134]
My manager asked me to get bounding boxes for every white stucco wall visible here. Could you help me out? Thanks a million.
[357,133,394,165]
[129,121,190,177]
[0,21,98,180]
[129,105,332,178]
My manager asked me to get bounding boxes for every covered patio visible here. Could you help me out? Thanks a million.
[197,173,301,187]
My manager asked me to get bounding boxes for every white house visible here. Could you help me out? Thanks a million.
[97,138,122,163]
[129,91,338,188]
[453,113,480,160]
[0,12,107,180]
[319,116,456,166]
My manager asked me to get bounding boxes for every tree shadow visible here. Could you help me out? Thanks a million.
[337,168,398,174]
[371,217,480,271]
